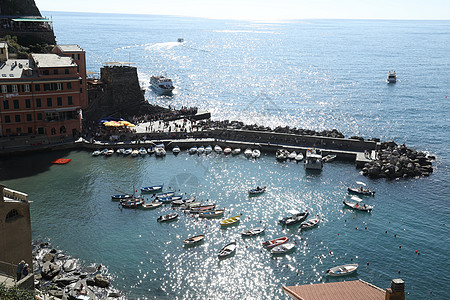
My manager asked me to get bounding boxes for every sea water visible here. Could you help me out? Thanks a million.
[1,13,450,299]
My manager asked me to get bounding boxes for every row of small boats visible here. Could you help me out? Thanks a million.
[93,146,167,157]
[188,145,262,158]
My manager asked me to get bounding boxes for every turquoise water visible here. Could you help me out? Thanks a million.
[2,12,450,299]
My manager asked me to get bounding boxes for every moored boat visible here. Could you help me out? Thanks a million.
[241,226,265,237]
[220,215,241,226]
[131,149,139,157]
[141,201,163,209]
[295,153,304,161]
[276,149,289,161]
[271,242,296,254]
[105,149,114,156]
[218,241,237,258]
[172,197,196,206]
[188,146,198,154]
[121,198,144,208]
[92,150,101,156]
[279,210,309,226]
[299,217,320,230]
[252,149,261,158]
[141,184,163,193]
[244,148,253,158]
[111,194,133,201]
[323,154,336,162]
[197,146,205,154]
[155,147,166,156]
[205,145,213,154]
[157,213,179,222]
[123,148,132,156]
[343,199,373,212]
[326,264,358,276]
[347,186,375,196]
[139,147,148,155]
[199,209,225,218]
[214,145,222,153]
[183,234,205,246]
[262,236,289,249]
[158,195,183,204]
[190,204,216,213]
[248,186,266,196]
[232,148,241,155]
[224,146,232,154]
[304,149,323,170]
[172,146,181,154]
[155,191,175,198]
[288,151,297,160]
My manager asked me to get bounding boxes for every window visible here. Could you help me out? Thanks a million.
[57,97,62,106]
[35,84,40,91]
[15,115,20,122]
[23,84,30,92]
[43,70,49,75]
[80,88,82,93]
[54,69,58,75]
[44,83,50,91]
[26,114,32,121]
[51,127,56,135]
[67,82,72,89]
[11,85,18,92]
[65,69,69,74]
[5,128,11,134]
[36,98,41,107]
[1,85,6,93]
[57,83,62,90]
[68,96,73,105]
[28,127,33,134]
[37,127,44,134]
[37,113,42,120]
[3,100,9,109]
[5,209,21,222]
[47,98,52,107]
[60,126,66,134]
[16,127,21,134]
[4,115,10,123]
[25,99,31,108]
[13,100,19,109]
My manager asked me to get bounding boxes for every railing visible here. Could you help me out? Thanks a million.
[3,188,28,202]
[0,260,17,279]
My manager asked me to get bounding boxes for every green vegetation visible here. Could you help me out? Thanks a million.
[1,35,53,58]
[0,284,35,300]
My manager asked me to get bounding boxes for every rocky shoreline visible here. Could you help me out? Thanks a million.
[33,241,124,299]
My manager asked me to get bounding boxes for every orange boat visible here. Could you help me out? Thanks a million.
[262,236,289,249]
[52,158,72,164]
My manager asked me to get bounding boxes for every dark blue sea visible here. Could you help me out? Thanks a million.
[3,12,450,299]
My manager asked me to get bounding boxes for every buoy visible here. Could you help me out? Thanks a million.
[345,219,347,222]
[367,262,369,265]
[415,250,418,253]
[399,245,402,249]
[398,270,401,273]
[418,252,420,255]
[394,234,397,237]
[350,258,353,261]
[355,227,358,230]
[385,231,388,233]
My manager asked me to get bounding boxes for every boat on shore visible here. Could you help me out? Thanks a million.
[220,215,241,227]
[304,149,323,170]
[263,237,289,249]
[218,241,236,258]
[140,185,163,193]
[248,186,266,196]
[241,226,265,237]
[157,213,178,222]
[299,217,320,230]
[326,264,358,276]
[271,242,295,254]
[279,210,309,226]
[343,199,373,212]
[183,234,205,246]
[150,75,175,95]
[387,71,397,83]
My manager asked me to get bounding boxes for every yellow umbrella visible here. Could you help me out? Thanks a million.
[103,121,114,126]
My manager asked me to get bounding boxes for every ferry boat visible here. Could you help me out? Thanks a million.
[387,71,397,83]
[304,149,323,170]
[150,76,175,95]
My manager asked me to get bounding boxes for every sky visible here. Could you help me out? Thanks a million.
[35,0,450,21]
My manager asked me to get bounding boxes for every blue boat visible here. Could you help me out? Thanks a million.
[155,191,175,198]
[141,184,164,193]
[158,195,183,203]
[111,194,133,201]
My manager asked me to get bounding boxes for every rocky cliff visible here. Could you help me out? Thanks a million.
[0,0,42,16]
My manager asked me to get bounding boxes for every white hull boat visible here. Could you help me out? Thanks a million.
[205,145,213,154]
[172,146,181,154]
[214,145,222,153]
[150,75,175,95]
[232,148,241,155]
[252,149,261,158]
[244,148,253,157]
[271,242,296,254]
[326,264,358,276]
[288,151,297,159]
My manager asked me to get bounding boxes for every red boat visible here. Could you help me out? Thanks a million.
[262,237,289,249]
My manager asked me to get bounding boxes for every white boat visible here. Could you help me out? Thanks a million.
[141,201,163,209]
[214,145,222,153]
[271,242,296,254]
[326,264,358,276]
[205,145,213,154]
[188,146,198,154]
[218,241,237,258]
[252,149,261,158]
[241,227,265,237]
[199,209,225,218]
[343,199,373,212]
[304,149,323,170]
[197,146,205,154]
[295,153,304,161]
[387,71,397,83]
[148,147,155,155]
[244,148,253,158]
[184,234,205,246]
[224,147,232,155]
[116,148,124,155]
[232,148,241,155]
[276,149,289,161]
[100,149,108,155]
[92,150,101,156]
[172,146,180,154]
[157,213,178,222]
[150,75,175,95]
[105,149,114,156]
[299,217,320,230]
[123,148,132,155]
[288,151,297,159]
[131,149,139,157]
[323,154,336,163]
[155,147,166,156]
[139,147,148,155]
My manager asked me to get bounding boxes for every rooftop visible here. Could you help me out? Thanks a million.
[31,53,75,68]
[56,44,84,53]
[283,280,385,300]
[0,59,32,79]
[2,186,29,203]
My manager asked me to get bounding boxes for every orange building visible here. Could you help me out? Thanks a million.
[0,43,87,138]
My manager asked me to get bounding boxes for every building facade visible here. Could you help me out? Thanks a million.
[0,43,87,138]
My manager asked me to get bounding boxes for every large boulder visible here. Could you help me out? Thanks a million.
[94,274,110,288]
[41,261,60,279]
[43,253,56,262]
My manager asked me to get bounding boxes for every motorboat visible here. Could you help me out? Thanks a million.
[139,147,148,156]
[140,185,163,193]
[155,147,166,157]
[199,209,225,218]
[100,149,108,155]
[241,227,265,237]
[218,241,236,258]
[288,151,297,160]
[205,145,213,154]
[326,264,358,276]
[387,71,397,83]
[304,149,323,170]
[184,234,205,246]
[172,146,181,154]
[299,217,320,230]
[150,75,175,95]
[141,201,163,209]
[177,38,184,43]
[271,242,296,254]
[92,150,101,156]
[262,237,289,249]
[244,148,253,158]
[224,147,232,155]
[295,153,304,161]
[157,213,179,222]
[252,149,261,158]
[214,145,222,153]
[111,194,133,201]
[347,186,375,196]
[323,154,336,163]
[232,148,241,155]
[248,186,266,196]
[276,149,289,161]
[197,146,205,154]
[131,149,139,157]
[188,146,198,154]
[343,199,373,212]
[220,215,241,227]
[279,210,309,226]
[123,148,132,155]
